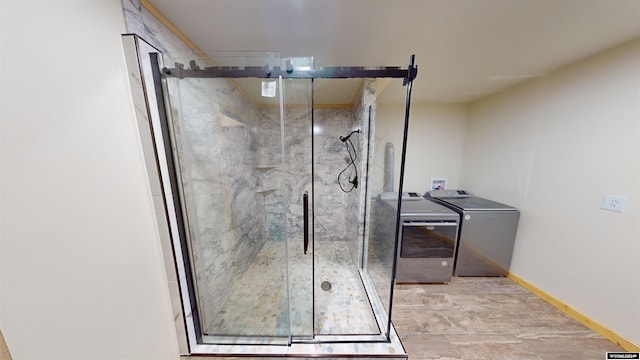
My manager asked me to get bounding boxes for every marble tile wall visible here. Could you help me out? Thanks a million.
[281,83,376,263]
[280,106,312,252]
[168,76,271,331]
[312,107,354,245]
[122,0,188,62]
[282,80,378,269]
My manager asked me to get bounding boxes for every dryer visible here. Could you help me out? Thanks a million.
[377,192,460,283]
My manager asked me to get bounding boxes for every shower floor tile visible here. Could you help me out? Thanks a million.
[314,240,379,335]
[205,240,379,337]
[205,240,289,337]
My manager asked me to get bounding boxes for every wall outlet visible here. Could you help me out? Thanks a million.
[600,194,628,213]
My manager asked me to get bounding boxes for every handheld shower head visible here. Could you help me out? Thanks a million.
[340,129,360,143]
[337,129,361,193]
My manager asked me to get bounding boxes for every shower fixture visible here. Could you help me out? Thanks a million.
[340,129,360,143]
[338,129,360,193]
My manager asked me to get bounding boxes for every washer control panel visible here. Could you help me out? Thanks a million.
[427,189,471,198]
[379,192,424,201]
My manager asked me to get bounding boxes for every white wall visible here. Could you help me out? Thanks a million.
[0,2,179,359]
[461,39,640,345]
[374,103,467,194]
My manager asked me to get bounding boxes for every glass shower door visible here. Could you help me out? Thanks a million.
[147,48,417,348]
[281,78,314,339]
[161,53,314,344]
[311,78,382,337]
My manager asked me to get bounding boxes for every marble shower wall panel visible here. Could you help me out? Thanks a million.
[122,0,192,65]
[171,76,269,332]
[280,106,315,336]
[282,107,312,248]
[215,83,264,283]
[257,109,283,168]
[313,108,353,243]
[122,1,144,39]
[283,105,364,246]
[259,108,286,243]
[281,81,376,269]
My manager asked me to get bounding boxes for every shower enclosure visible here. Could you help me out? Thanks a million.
[123,35,416,355]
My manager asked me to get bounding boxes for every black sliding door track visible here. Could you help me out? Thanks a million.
[162,61,417,81]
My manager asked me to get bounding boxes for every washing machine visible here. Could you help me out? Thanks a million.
[425,190,520,277]
[376,192,460,283]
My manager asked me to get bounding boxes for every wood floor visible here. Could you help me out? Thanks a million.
[392,277,624,360]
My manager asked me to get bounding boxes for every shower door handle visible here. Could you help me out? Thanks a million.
[303,191,309,254]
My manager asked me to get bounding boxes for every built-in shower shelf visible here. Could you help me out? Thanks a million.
[256,165,277,170]
[257,188,277,194]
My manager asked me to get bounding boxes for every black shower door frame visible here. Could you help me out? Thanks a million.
[153,54,418,347]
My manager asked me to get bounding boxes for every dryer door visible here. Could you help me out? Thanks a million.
[396,221,458,283]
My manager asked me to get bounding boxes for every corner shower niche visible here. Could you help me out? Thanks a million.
[256,165,277,194]
[124,36,417,355]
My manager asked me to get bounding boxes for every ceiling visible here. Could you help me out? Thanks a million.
[147,0,640,105]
